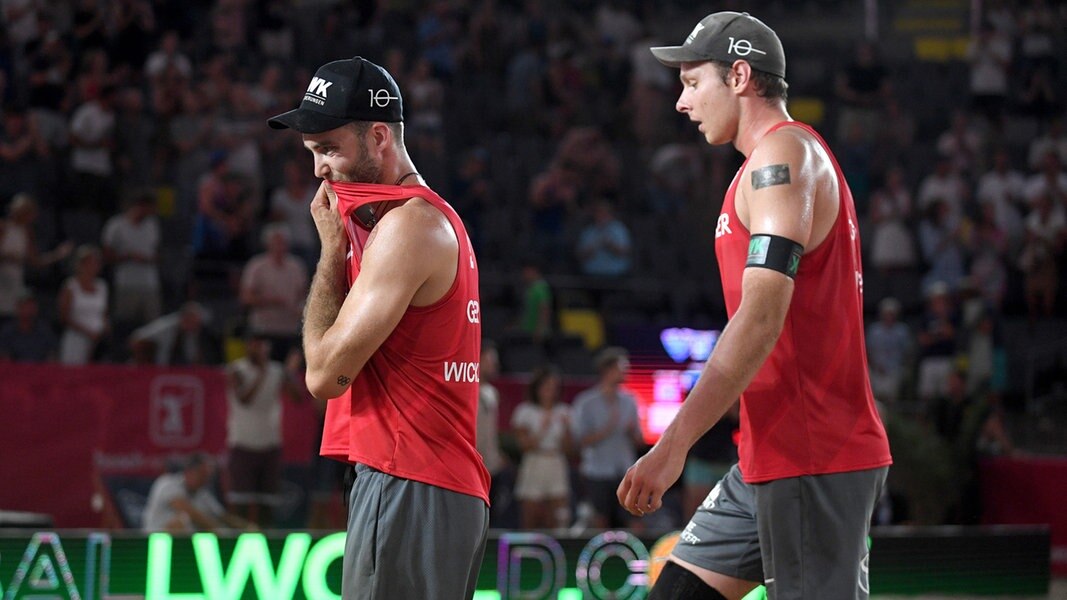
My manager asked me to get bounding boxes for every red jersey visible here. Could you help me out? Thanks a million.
[319,181,489,504]
[714,121,892,484]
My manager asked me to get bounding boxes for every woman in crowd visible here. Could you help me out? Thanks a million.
[57,244,109,364]
[511,365,572,529]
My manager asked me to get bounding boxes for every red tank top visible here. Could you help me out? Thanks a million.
[715,121,892,483]
[319,181,489,504]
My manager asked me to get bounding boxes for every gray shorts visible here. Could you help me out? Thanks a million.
[344,464,489,600]
[671,463,888,599]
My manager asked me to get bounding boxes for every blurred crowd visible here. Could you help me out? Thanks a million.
[1,0,1065,530]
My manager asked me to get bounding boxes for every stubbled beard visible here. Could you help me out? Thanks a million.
[334,141,383,183]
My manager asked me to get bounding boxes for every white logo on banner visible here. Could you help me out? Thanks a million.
[727,37,767,57]
[149,375,204,448]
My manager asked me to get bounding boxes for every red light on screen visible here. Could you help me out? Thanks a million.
[625,359,705,444]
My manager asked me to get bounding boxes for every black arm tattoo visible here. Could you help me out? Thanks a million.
[337,375,351,386]
[751,164,791,190]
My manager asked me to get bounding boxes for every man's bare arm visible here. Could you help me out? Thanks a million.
[618,131,820,514]
[303,200,453,399]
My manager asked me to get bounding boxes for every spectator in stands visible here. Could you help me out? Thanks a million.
[476,340,513,527]
[225,331,304,527]
[0,290,56,362]
[918,199,967,292]
[193,151,255,260]
[128,301,222,366]
[73,48,113,107]
[101,192,161,329]
[512,365,572,529]
[868,166,917,273]
[930,366,972,445]
[0,106,49,202]
[142,452,253,533]
[967,20,1011,122]
[68,84,117,215]
[916,282,960,403]
[961,308,1001,396]
[1018,65,1059,122]
[106,0,156,73]
[969,203,1010,311]
[1019,189,1065,320]
[576,199,632,277]
[25,28,72,151]
[215,83,265,203]
[144,30,192,82]
[917,157,968,222]
[1017,3,1059,75]
[875,97,916,168]
[646,140,702,215]
[1027,117,1067,170]
[570,347,643,528]
[451,147,492,252]
[72,0,108,53]
[57,244,109,365]
[1024,150,1067,208]
[518,258,553,344]
[866,298,913,404]
[936,110,984,176]
[556,127,622,201]
[113,86,156,188]
[976,148,1026,247]
[239,223,307,361]
[0,193,71,323]
[834,41,891,143]
[528,161,579,267]
[268,158,317,269]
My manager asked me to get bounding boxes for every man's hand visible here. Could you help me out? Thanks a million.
[310,181,345,254]
[616,442,686,517]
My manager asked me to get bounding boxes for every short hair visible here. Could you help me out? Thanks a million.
[710,60,789,103]
[72,244,101,267]
[348,120,405,149]
[184,451,212,471]
[525,364,561,405]
[595,346,629,374]
[261,222,291,247]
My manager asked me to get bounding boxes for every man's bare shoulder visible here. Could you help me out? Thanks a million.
[750,126,821,164]
[371,197,457,255]
[747,126,835,185]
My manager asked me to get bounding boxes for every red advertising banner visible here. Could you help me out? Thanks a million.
[980,455,1067,575]
[0,363,323,528]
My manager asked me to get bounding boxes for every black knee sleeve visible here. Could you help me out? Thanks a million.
[648,562,728,600]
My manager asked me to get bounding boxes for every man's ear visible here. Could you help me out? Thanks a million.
[730,60,753,93]
[372,122,392,154]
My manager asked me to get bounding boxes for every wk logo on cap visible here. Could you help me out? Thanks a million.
[727,37,767,57]
[369,89,400,108]
[686,22,705,44]
[304,77,333,105]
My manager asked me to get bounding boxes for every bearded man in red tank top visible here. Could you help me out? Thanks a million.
[268,57,489,600]
[617,13,892,600]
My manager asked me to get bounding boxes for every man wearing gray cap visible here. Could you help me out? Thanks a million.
[617,12,892,599]
[269,57,489,599]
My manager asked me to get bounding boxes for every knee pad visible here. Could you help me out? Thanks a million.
[649,561,728,600]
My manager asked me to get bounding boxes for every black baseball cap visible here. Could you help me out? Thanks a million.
[650,12,786,78]
[268,57,404,133]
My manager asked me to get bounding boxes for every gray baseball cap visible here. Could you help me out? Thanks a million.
[650,11,786,78]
